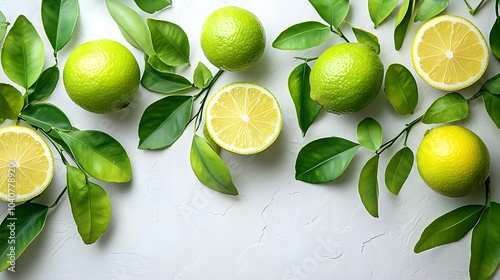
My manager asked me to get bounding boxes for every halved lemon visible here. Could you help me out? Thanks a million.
[205,82,282,155]
[411,15,489,91]
[0,126,54,202]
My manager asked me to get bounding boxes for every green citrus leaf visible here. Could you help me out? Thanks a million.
[384,63,418,115]
[272,21,330,50]
[295,137,360,183]
[368,0,399,28]
[0,11,9,44]
[481,72,500,95]
[0,203,48,272]
[350,25,380,54]
[141,62,192,94]
[0,83,23,120]
[27,65,60,104]
[190,135,238,196]
[147,18,190,67]
[385,146,414,195]
[59,130,132,183]
[146,54,174,73]
[414,204,483,253]
[469,202,500,280]
[414,0,448,22]
[134,0,171,14]
[288,63,320,136]
[394,0,415,50]
[105,0,155,56]
[138,95,193,150]
[358,155,379,218]
[1,15,44,89]
[193,62,213,89]
[357,117,382,152]
[491,17,500,60]
[308,0,349,28]
[20,103,72,132]
[483,91,500,129]
[67,166,112,245]
[41,0,79,53]
[422,92,469,124]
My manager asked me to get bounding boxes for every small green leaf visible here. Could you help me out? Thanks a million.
[20,103,72,132]
[288,63,321,136]
[357,117,382,152]
[0,203,48,272]
[414,0,448,22]
[193,62,213,89]
[59,130,132,183]
[147,18,190,67]
[134,0,171,14]
[394,0,415,50]
[483,91,500,129]
[414,204,483,253]
[491,17,500,60]
[27,65,60,103]
[0,83,23,120]
[385,147,414,195]
[106,0,155,56]
[141,62,192,94]
[469,202,500,280]
[0,11,9,43]
[368,0,399,28]
[138,95,193,150]
[358,155,379,218]
[190,135,238,196]
[308,0,349,28]
[422,92,469,124]
[272,21,330,50]
[41,0,79,52]
[67,166,112,245]
[481,72,500,95]
[1,15,44,89]
[295,137,360,183]
[384,63,418,115]
[350,25,380,54]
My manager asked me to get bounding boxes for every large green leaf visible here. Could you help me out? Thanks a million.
[384,63,418,115]
[394,0,415,50]
[147,18,190,67]
[491,17,500,60]
[190,135,238,196]
[296,137,360,183]
[481,72,500,95]
[272,21,330,50]
[350,25,380,54]
[0,11,9,43]
[106,0,155,56]
[0,203,48,272]
[0,83,23,120]
[67,166,112,245]
[288,63,321,136]
[308,0,349,28]
[59,130,132,183]
[357,117,382,152]
[470,202,500,280]
[138,95,193,149]
[41,0,79,53]
[385,147,414,195]
[141,62,193,94]
[422,92,469,124]
[134,0,172,14]
[1,15,44,89]
[414,204,484,253]
[20,103,72,132]
[368,0,399,28]
[358,155,379,218]
[27,66,60,104]
[414,0,448,22]
[483,91,500,129]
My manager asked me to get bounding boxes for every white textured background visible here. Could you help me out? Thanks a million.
[1,0,499,279]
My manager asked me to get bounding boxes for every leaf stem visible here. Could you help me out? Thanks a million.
[294,56,318,63]
[376,115,423,155]
[468,90,484,103]
[331,25,349,42]
[49,186,67,208]
[191,69,224,131]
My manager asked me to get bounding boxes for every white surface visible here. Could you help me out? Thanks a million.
[1,0,500,279]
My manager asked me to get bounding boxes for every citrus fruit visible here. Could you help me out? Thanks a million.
[0,126,54,202]
[200,6,266,72]
[63,39,140,114]
[411,15,489,91]
[309,42,384,114]
[416,125,490,197]
[205,82,282,155]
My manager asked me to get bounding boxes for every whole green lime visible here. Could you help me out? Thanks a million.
[200,6,265,72]
[63,39,140,114]
[309,43,384,114]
